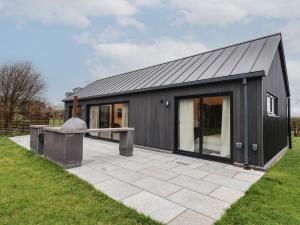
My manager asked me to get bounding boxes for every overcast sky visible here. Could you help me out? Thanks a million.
[0,0,299,116]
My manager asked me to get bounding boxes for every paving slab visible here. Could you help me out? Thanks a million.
[99,155,130,165]
[168,189,229,220]
[87,160,121,172]
[9,136,31,150]
[174,155,199,162]
[196,164,240,177]
[209,186,244,203]
[146,159,180,170]
[168,209,215,225]
[94,179,142,200]
[203,174,252,192]
[119,161,151,171]
[169,175,219,194]
[140,167,179,181]
[107,168,146,183]
[133,177,182,198]
[122,191,186,224]
[206,161,228,168]
[149,154,177,162]
[133,150,154,157]
[242,169,265,176]
[233,172,262,183]
[171,166,209,180]
[67,166,112,184]
[127,155,154,163]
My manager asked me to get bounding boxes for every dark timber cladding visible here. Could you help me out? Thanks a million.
[63,33,290,167]
[263,49,289,163]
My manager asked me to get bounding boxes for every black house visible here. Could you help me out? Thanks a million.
[64,33,291,169]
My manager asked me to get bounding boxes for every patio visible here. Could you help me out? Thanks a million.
[10,135,264,225]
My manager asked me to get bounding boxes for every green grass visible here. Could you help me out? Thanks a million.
[0,136,162,225]
[216,137,300,225]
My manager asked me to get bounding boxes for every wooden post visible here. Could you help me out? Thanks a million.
[73,96,78,117]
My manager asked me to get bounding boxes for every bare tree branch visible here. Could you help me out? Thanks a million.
[0,62,47,128]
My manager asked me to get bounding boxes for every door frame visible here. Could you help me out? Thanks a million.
[174,92,233,163]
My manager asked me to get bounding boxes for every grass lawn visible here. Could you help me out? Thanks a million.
[0,136,162,225]
[216,137,300,225]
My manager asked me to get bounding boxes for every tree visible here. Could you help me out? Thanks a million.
[0,62,46,129]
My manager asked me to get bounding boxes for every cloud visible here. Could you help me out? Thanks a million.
[286,60,300,116]
[73,28,123,44]
[169,0,300,26]
[0,0,144,29]
[277,20,300,54]
[116,17,145,31]
[88,38,208,77]
[169,0,247,26]
[129,0,161,8]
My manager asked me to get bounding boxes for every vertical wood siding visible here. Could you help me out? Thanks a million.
[262,49,289,163]
[64,78,264,165]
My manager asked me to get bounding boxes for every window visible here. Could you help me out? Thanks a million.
[88,102,129,140]
[177,95,231,159]
[267,93,278,116]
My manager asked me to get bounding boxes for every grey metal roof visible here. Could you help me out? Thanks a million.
[65,33,282,101]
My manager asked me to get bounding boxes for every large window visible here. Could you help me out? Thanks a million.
[177,95,231,159]
[88,102,129,140]
[267,93,278,116]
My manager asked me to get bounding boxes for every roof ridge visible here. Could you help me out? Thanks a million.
[90,32,282,83]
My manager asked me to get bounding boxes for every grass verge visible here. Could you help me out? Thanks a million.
[0,136,162,225]
[216,138,300,225]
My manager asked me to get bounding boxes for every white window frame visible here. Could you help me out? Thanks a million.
[267,93,278,116]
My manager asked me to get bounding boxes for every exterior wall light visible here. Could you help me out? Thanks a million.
[165,100,170,107]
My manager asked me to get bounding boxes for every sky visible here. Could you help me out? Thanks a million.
[0,0,299,116]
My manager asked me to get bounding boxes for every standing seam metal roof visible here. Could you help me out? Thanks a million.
[65,33,282,101]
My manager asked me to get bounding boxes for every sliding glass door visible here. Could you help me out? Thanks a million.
[177,94,231,160]
[88,102,129,141]
[202,96,231,158]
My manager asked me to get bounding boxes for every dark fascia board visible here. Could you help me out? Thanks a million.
[63,70,265,102]
[278,40,291,97]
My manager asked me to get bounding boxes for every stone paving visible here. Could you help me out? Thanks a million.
[10,135,265,225]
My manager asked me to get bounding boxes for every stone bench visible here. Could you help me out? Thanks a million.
[40,127,134,168]
[86,128,134,157]
[30,125,49,154]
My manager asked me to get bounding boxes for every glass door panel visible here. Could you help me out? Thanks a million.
[89,105,99,136]
[202,96,230,158]
[178,98,200,153]
[99,104,112,139]
[112,103,129,140]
